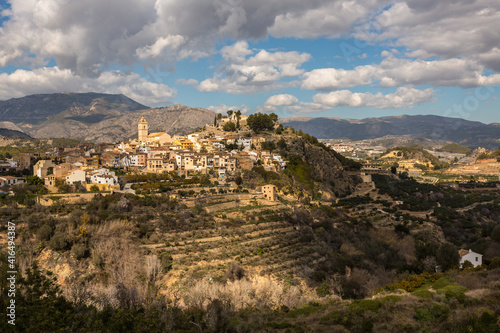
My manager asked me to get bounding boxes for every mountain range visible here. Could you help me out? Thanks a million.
[0,93,215,143]
[280,115,500,149]
[0,92,498,148]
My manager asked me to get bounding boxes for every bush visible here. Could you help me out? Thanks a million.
[49,233,68,251]
[226,261,245,281]
[432,276,451,290]
[488,257,500,269]
[413,290,433,299]
[348,299,380,314]
[72,244,90,260]
[438,284,468,303]
[316,281,331,297]
[491,225,500,243]
[37,224,54,241]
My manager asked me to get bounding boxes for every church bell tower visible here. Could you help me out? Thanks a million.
[138,116,149,142]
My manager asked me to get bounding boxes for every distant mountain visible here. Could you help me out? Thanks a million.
[0,92,147,125]
[0,128,31,139]
[0,93,215,143]
[280,115,500,149]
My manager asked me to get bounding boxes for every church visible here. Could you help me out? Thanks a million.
[138,116,172,145]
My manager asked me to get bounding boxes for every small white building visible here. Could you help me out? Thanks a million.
[66,169,87,185]
[0,176,24,187]
[238,138,252,150]
[459,249,483,268]
[88,169,118,185]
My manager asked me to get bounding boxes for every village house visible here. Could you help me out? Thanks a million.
[459,249,483,268]
[0,159,14,172]
[262,184,278,201]
[88,168,118,185]
[33,159,55,178]
[66,169,87,185]
[0,176,24,188]
[12,153,34,170]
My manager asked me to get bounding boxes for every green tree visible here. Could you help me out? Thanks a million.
[213,115,217,127]
[261,141,276,152]
[491,225,500,243]
[223,121,236,132]
[247,113,277,132]
[277,138,287,149]
[437,243,459,271]
[26,175,43,186]
[227,110,233,118]
[275,123,284,134]
[55,178,71,193]
[46,166,54,175]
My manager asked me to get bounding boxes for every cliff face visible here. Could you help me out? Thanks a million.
[274,136,356,197]
[295,141,356,196]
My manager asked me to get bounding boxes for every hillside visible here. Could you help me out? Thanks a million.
[281,115,500,149]
[437,143,473,154]
[2,156,500,331]
[0,128,31,138]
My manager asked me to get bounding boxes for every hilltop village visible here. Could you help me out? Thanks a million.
[0,112,286,195]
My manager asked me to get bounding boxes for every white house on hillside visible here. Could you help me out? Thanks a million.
[459,249,483,268]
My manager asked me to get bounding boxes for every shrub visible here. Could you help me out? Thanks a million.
[316,281,331,297]
[286,302,325,318]
[432,276,451,290]
[348,299,380,314]
[413,290,433,299]
[488,257,500,269]
[415,307,433,322]
[226,261,245,281]
[72,244,90,260]
[491,225,500,243]
[49,233,68,251]
[438,284,468,303]
[37,224,54,241]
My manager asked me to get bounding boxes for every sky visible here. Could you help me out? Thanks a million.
[0,0,499,124]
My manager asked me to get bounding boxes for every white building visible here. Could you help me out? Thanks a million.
[88,169,118,185]
[237,138,252,150]
[66,169,87,185]
[459,249,483,268]
[0,176,24,187]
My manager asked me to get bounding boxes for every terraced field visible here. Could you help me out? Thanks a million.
[140,194,332,288]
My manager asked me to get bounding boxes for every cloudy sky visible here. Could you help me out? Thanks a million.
[0,0,499,123]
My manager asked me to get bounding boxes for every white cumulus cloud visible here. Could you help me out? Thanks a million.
[197,41,310,94]
[312,87,435,109]
[302,56,500,91]
[0,67,176,106]
[265,94,299,106]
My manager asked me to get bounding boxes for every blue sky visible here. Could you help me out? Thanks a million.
[0,0,499,124]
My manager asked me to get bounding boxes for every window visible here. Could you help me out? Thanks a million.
[476,257,478,262]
